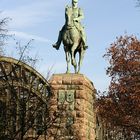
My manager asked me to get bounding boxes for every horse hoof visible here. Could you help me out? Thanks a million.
[66,71,70,74]
[76,71,80,74]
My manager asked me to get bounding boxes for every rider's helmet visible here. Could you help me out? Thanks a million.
[72,0,78,3]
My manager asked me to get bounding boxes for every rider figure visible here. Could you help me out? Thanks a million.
[53,0,88,50]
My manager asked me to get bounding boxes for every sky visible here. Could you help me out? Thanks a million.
[0,0,140,92]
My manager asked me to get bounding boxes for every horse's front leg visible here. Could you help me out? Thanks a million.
[78,48,85,73]
[71,44,77,73]
[65,50,70,73]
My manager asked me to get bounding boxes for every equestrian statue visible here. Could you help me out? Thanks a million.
[53,0,88,73]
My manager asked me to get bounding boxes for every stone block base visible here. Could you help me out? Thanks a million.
[48,74,96,140]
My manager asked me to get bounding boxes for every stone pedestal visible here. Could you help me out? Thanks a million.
[48,74,96,140]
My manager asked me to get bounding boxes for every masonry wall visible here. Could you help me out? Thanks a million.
[48,74,96,140]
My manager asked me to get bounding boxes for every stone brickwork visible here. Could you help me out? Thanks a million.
[48,74,96,140]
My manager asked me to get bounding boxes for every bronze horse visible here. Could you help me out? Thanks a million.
[62,6,86,73]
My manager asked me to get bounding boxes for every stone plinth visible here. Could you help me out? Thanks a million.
[48,74,96,140]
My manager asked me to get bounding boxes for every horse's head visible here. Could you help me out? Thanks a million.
[65,6,74,28]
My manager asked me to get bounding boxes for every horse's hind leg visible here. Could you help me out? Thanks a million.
[77,48,85,73]
[66,51,70,73]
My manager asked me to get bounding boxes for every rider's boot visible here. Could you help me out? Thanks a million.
[53,42,61,50]
[52,31,62,50]
[84,44,88,50]
[82,37,88,50]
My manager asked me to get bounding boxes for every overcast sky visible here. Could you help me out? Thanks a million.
[0,0,140,92]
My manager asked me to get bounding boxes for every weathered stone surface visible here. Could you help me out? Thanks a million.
[75,90,87,100]
[48,74,96,140]
[62,75,71,84]
[51,84,67,90]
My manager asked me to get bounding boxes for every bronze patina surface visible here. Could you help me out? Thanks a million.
[53,0,88,74]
